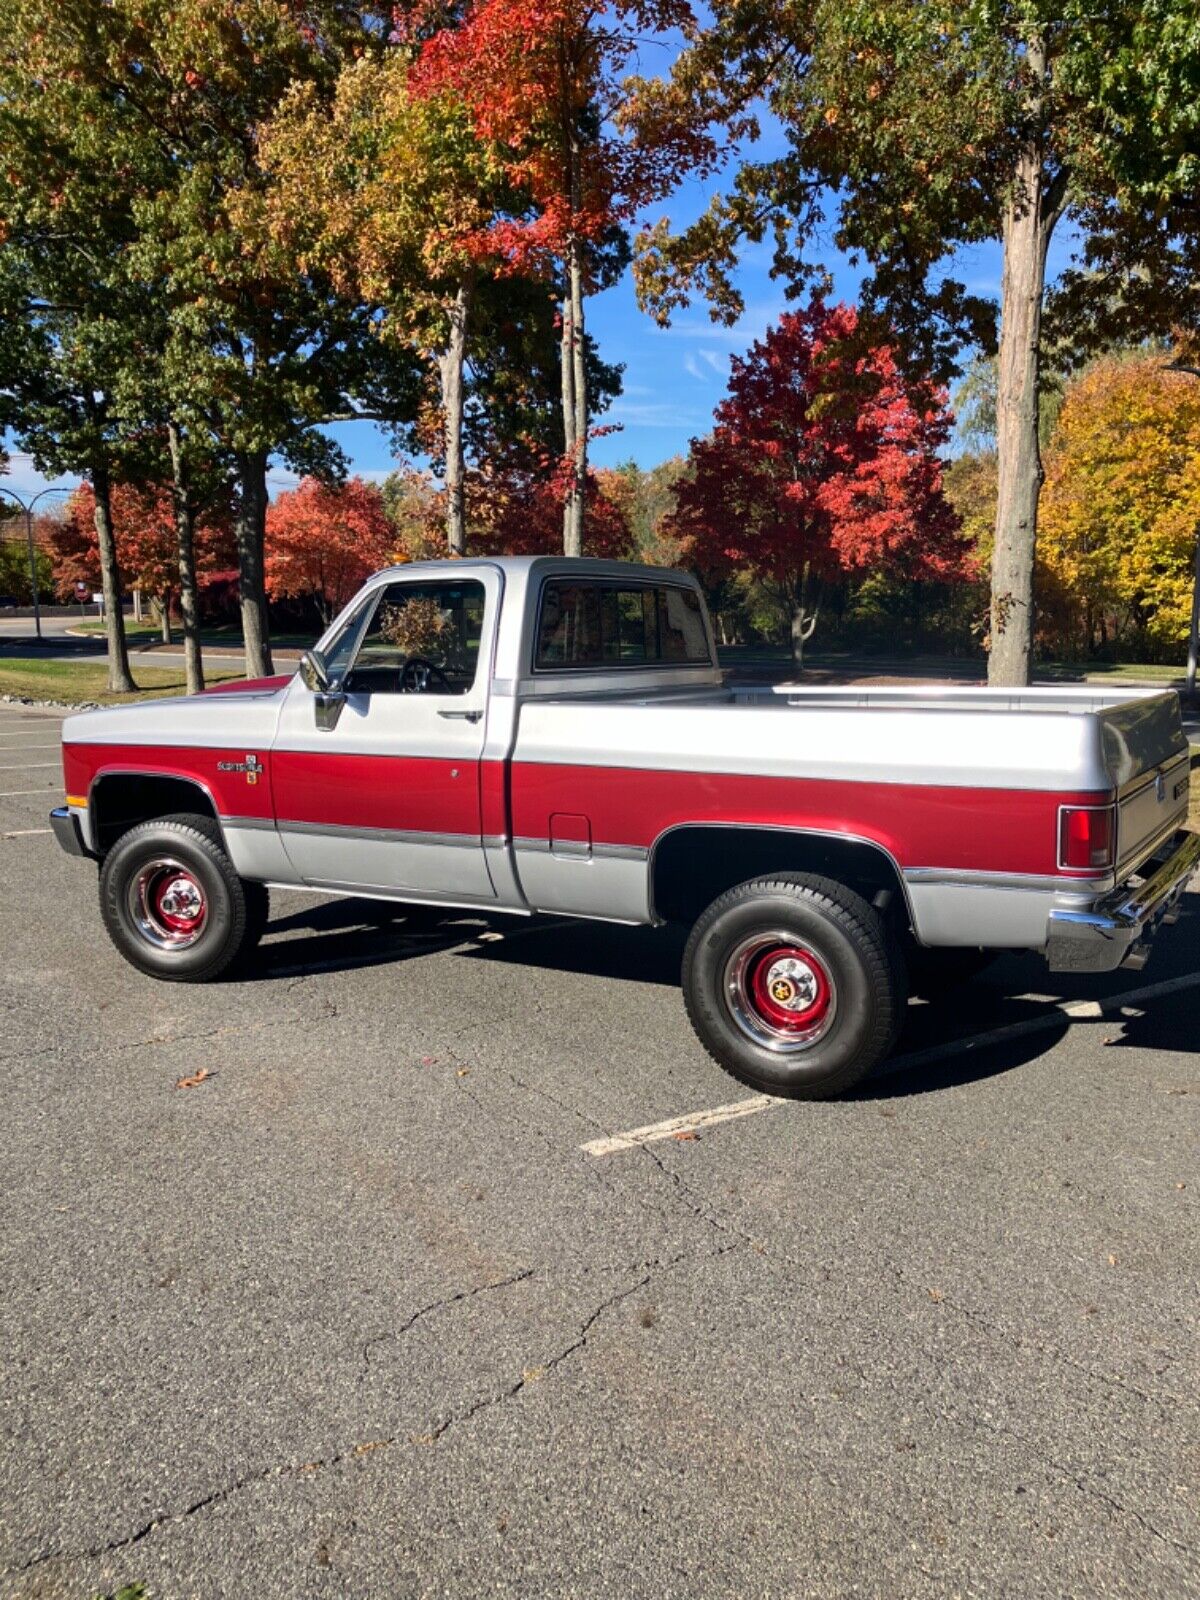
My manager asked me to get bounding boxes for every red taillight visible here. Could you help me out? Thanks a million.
[1059,805,1115,871]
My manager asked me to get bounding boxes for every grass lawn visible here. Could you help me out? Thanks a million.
[72,618,318,649]
[1044,661,1188,684]
[0,657,242,705]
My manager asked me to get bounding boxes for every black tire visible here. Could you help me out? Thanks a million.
[904,941,996,997]
[682,873,907,1099]
[99,813,262,982]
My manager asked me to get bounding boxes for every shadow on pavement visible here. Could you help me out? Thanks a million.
[246,892,1199,1092]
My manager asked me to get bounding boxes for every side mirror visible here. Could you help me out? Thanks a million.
[299,648,330,693]
[299,648,345,731]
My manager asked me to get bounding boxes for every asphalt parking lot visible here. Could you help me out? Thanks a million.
[1,701,1197,1600]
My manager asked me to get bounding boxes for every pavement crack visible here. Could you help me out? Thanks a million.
[424,1271,653,1444]
[359,1268,535,1381]
[638,1139,766,1254]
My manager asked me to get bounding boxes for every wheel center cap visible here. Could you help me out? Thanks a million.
[764,957,818,1012]
[159,876,203,923]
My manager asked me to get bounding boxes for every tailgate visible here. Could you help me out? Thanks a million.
[1101,693,1191,875]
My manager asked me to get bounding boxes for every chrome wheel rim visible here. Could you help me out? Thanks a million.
[723,931,837,1053]
[128,858,209,950]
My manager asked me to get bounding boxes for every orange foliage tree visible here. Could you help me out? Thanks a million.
[1038,355,1200,659]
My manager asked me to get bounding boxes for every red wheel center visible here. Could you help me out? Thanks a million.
[747,945,831,1031]
[153,872,207,933]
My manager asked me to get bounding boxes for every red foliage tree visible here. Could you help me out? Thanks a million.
[412,0,716,551]
[265,477,396,624]
[51,484,234,634]
[470,460,631,558]
[666,299,967,663]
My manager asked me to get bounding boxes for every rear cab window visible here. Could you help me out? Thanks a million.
[536,580,711,671]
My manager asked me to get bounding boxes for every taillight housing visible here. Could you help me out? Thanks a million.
[1058,804,1116,872]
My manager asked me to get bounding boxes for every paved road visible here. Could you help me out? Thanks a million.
[1,706,1198,1599]
[0,614,299,674]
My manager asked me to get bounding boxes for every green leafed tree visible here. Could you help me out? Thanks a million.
[634,0,1200,684]
[2,0,421,680]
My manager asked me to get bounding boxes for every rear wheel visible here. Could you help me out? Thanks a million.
[99,813,266,981]
[682,873,906,1099]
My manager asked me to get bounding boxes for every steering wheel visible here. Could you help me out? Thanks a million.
[399,656,453,694]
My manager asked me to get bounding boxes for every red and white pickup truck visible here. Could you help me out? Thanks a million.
[53,556,1198,1098]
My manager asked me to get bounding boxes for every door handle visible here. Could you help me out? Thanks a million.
[438,708,482,722]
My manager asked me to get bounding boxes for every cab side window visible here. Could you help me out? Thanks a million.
[536,580,710,669]
[343,580,486,696]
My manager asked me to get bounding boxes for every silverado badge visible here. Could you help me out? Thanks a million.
[217,754,263,786]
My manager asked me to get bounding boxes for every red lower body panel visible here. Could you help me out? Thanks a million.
[509,761,1110,879]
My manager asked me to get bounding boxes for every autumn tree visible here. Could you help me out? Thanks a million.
[54,483,235,637]
[4,0,422,679]
[470,461,631,558]
[0,19,150,692]
[266,476,397,624]
[666,299,965,666]
[259,54,511,556]
[415,0,717,553]
[1038,355,1200,659]
[636,0,1200,685]
[596,458,690,566]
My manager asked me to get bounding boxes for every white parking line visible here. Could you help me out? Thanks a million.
[0,745,61,752]
[581,1096,775,1156]
[0,787,57,797]
[1,828,52,838]
[0,762,60,770]
[584,968,1200,1156]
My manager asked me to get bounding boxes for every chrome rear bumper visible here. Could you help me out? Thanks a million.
[1046,829,1200,974]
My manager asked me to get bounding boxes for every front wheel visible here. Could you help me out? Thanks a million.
[682,873,907,1099]
[99,813,266,982]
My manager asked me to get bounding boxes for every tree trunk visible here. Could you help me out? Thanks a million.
[989,37,1061,688]
[569,215,588,554]
[790,564,819,667]
[168,421,205,695]
[560,245,581,557]
[234,450,272,678]
[436,278,471,557]
[90,458,135,694]
[559,137,588,558]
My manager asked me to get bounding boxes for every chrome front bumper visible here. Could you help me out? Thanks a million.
[49,805,93,859]
[1046,829,1200,974]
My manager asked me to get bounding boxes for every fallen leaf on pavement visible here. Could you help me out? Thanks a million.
[672,1129,699,1142]
[174,1068,213,1090]
[456,1067,471,1078]
[1108,1253,1119,1266]
[927,1288,944,1303]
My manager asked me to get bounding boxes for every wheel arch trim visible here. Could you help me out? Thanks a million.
[646,820,918,931]
[87,767,225,853]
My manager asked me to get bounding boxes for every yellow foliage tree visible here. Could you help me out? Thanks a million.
[1038,355,1200,658]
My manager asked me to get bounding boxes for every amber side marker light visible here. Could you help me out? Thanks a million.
[65,794,87,809]
[1059,804,1116,871]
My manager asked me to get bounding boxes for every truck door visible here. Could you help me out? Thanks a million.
[272,570,499,900]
